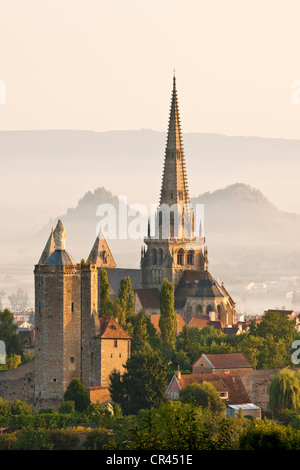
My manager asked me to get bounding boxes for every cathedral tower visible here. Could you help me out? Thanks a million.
[141,74,208,289]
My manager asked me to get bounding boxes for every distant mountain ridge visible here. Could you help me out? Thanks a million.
[36,182,300,280]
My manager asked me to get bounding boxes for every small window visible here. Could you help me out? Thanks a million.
[71,302,74,312]
[111,353,113,358]
[38,301,41,313]
[70,356,75,364]
[119,353,122,358]
[114,339,118,348]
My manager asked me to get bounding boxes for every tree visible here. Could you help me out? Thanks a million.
[0,309,23,357]
[179,382,226,415]
[268,368,300,415]
[99,269,113,316]
[0,290,6,310]
[159,279,177,362]
[63,378,90,412]
[132,309,149,353]
[116,277,135,330]
[8,289,29,311]
[109,349,167,415]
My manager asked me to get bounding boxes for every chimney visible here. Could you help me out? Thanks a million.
[176,365,181,380]
[209,311,215,321]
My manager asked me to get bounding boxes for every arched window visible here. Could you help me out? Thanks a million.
[158,248,163,265]
[170,211,174,238]
[177,248,184,266]
[187,250,194,265]
[197,305,202,314]
[206,304,214,315]
[152,249,158,265]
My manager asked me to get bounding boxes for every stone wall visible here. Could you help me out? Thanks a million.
[0,361,35,404]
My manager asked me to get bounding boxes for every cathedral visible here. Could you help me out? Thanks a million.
[34,75,236,405]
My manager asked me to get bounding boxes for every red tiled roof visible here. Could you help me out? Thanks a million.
[175,372,251,404]
[202,353,252,369]
[96,316,132,340]
[150,313,186,336]
[188,315,210,329]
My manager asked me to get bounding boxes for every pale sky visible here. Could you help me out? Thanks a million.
[0,0,300,138]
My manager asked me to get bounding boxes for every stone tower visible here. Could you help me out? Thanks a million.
[34,220,99,404]
[141,74,208,289]
[34,220,131,407]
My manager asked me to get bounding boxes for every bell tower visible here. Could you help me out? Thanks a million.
[141,74,208,289]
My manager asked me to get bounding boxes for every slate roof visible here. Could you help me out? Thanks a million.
[104,268,142,295]
[173,372,251,404]
[134,288,160,309]
[96,316,132,340]
[45,249,76,266]
[175,270,235,304]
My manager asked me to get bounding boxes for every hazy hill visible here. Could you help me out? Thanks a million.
[37,182,300,281]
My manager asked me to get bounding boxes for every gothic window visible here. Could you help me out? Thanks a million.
[177,248,184,265]
[197,305,203,314]
[187,250,194,265]
[152,249,158,265]
[170,211,174,238]
[158,248,163,265]
[206,304,214,315]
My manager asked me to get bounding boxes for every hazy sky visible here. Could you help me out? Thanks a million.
[1,0,300,138]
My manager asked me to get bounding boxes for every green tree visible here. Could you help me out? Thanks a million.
[99,269,113,316]
[109,349,167,415]
[131,309,149,353]
[268,368,300,415]
[0,290,6,311]
[239,419,300,450]
[0,308,23,357]
[159,279,177,362]
[63,378,90,412]
[116,277,135,330]
[179,382,226,415]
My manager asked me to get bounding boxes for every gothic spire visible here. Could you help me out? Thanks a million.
[159,73,190,208]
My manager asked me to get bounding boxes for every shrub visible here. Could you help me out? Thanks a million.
[82,427,111,450]
[12,429,53,450]
[50,429,80,450]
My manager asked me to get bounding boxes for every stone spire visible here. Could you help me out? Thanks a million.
[159,73,190,208]
[38,228,55,264]
[87,230,116,268]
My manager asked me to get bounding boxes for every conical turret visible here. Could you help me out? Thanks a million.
[87,230,116,268]
[38,228,55,264]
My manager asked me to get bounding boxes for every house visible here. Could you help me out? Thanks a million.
[150,313,186,336]
[134,288,160,315]
[166,370,261,419]
[192,353,253,375]
[18,329,35,355]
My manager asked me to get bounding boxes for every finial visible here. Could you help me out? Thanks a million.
[53,219,66,250]
[173,68,176,77]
